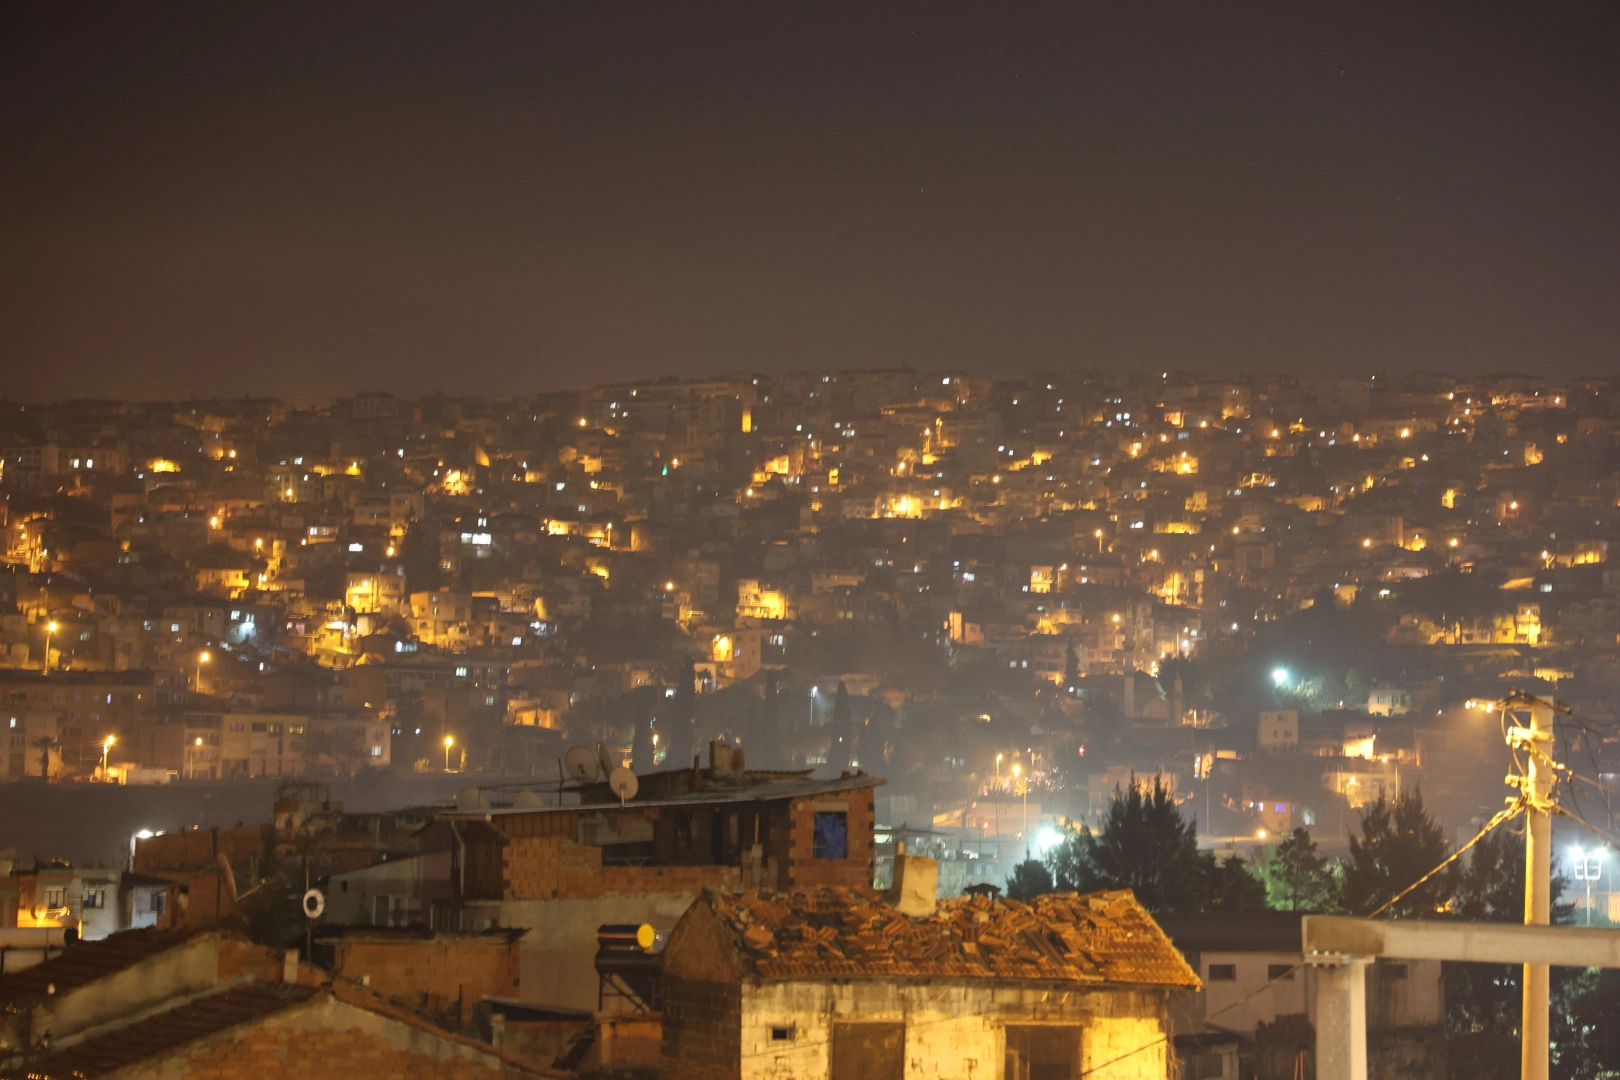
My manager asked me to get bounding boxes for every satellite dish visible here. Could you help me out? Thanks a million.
[513,790,545,809]
[598,742,616,777]
[455,786,485,811]
[302,888,325,920]
[564,746,601,784]
[608,767,639,805]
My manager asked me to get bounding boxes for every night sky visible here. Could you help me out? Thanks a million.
[2,3,1617,402]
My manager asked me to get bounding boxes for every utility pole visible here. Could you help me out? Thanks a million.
[1508,693,1555,1080]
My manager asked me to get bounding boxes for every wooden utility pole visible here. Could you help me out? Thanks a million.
[1509,694,1556,1080]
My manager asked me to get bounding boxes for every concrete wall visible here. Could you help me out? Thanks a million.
[497,893,707,1011]
[326,851,451,926]
[1169,951,1442,1037]
[22,934,222,1047]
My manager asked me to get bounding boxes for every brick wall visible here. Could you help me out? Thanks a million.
[782,787,876,890]
[175,1018,515,1080]
[217,935,287,983]
[662,975,742,1080]
[154,993,532,1079]
[503,836,738,900]
[329,938,521,1028]
[135,825,270,874]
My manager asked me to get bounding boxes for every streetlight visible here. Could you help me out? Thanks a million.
[196,650,211,693]
[1572,847,1606,926]
[1272,667,1290,688]
[101,735,116,782]
[809,686,818,728]
[1094,529,1105,553]
[444,735,455,771]
[43,620,58,673]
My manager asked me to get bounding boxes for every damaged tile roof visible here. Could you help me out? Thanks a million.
[707,887,1200,989]
[32,983,317,1079]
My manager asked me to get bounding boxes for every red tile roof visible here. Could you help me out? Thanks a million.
[705,887,1201,988]
[0,928,208,1006]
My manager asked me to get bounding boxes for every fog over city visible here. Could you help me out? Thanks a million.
[3,6,1619,1080]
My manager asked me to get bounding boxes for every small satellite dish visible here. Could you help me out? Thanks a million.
[564,746,601,784]
[455,786,484,811]
[302,888,325,920]
[608,767,639,805]
[514,790,545,809]
[597,742,616,777]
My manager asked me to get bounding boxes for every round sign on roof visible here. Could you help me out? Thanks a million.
[302,888,325,920]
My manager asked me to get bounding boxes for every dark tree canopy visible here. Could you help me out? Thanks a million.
[1005,859,1055,901]
[1045,775,1263,914]
[1343,788,1456,918]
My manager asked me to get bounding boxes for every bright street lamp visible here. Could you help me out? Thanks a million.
[1272,668,1290,687]
[1572,847,1606,926]
[101,735,116,781]
[444,735,455,771]
[43,620,59,673]
[197,650,211,693]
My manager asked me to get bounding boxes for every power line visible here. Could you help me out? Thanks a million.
[1366,801,1523,919]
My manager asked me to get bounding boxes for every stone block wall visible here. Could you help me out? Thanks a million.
[730,981,1171,1080]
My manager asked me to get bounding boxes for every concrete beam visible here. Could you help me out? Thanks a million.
[1303,916,1620,968]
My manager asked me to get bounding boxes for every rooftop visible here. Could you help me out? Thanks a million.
[34,983,317,1079]
[704,886,1201,988]
[0,928,206,1006]
[441,772,883,819]
[1153,911,1307,955]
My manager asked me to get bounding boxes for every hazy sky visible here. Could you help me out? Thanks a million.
[2,3,1617,401]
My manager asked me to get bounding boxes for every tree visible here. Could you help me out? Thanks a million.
[1203,854,1269,911]
[627,687,657,773]
[1260,827,1342,912]
[1063,643,1080,689]
[1343,788,1457,918]
[829,680,854,772]
[31,736,59,782]
[1046,775,1209,913]
[670,655,697,767]
[1006,859,1055,901]
[760,670,782,762]
[1446,825,1575,1039]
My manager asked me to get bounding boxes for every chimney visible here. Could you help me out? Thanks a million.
[888,854,938,917]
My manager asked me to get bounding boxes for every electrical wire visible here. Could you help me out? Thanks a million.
[1073,963,1306,1078]
[1366,801,1524,919]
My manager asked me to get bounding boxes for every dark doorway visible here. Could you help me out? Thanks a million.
[830,1022,905,1080]
[1005,1026,1082,1080]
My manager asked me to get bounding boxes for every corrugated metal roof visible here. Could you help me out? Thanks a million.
[703,886,1201,989]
